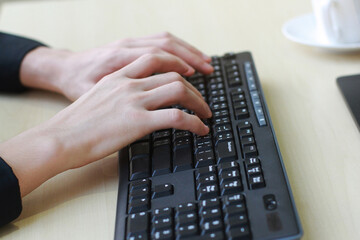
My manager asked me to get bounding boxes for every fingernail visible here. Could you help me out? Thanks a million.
[185,67,195,76]
[206,105,212,118]
[202,63,214,73]
[203,125,210,135]
[202,54,211,62]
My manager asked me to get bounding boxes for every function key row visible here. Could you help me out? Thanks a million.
[126,193,251,240]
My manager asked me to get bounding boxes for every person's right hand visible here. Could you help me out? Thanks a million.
[0,52,212,197]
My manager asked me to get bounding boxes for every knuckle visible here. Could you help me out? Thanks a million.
[170,109,184,123]
[168,72,183,82]
[160,31,172,38]
[172,81,187,97]
[160,38,174,49]
[118,37,132,45]
[148,47,161,54]
[141,53,160,65]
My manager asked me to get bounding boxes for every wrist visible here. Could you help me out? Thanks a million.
[20,47,72,95]
[0,124,67,197]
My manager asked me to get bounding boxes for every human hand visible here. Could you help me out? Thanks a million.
[20,32,214,101]
[1,53,211,196]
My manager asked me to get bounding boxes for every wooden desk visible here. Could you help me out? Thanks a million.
[1,0,360,239]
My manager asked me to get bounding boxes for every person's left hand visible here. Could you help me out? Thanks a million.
[20,32,214,101]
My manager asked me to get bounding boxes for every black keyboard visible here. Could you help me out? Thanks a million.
[114,52,302,240]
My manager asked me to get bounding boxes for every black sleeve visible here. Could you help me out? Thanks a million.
[0,157,22,227]
[0,32,46,92]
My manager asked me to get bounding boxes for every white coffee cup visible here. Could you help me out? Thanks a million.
[312,0,360,44]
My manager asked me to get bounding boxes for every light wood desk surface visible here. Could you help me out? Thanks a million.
[1,0,360,239]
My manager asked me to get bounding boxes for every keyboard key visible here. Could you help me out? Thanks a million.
[173,139,193,172]
[243,145,258,158]
[202,231,225,240]
[233,100,247,110]
[223,203,246,217]
[129,156,150,180]
[129,142,150,160]
[127,233,148,240]
[199,198,221,211]
[201,219,224,234]
[220,179,243,195]
[152,228,173,240]
[215,140,237,164]
[176,223,199,238]
[231,87,244,95]
[215,132,233,144]
[223,194,245,206]
[153,207,173,220]
[129,179,150,192]
[153,216,173,231]
[241,136,255,146]
[173,130,192,140]
[219,169,241,184]
[232,93,245,102]
[152,183,173,199]
[197,184,219,200]
[176,211,198,226]
[211,102,228,111]
[246,164,262,176]
[195,165,217,180]
[126,212,149,239]
[176,202,197,215]
[152,139,172,176]
[209,89,225,97]
[239,128,253,138]
[195,139,213,153]
[129,186,150,201]
[245,157,260,166]
[228,77,242,87]
[218,161,239,174]
[213,124,232,137]
[226,225,251,240]
[195,149,215,168]
[213,117,230,127]
[225,214,248,229]
[237,121,251,130]
[235,108,249,120]
[199,207,222,221]
[208,77,223,85]
[128,197,150,214]
[248,175,265,189]
[153,130,171,141]
[213,109,229,118]
[210,95,227,104]
[197,173,218,190]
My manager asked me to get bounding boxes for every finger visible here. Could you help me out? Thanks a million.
[139,72,203,98]
[138,32,212,62]
[112,47,195,76]
[120,53,194,79]
[147,109,209,136]
[123,38,214,74]
[143,81,212,119]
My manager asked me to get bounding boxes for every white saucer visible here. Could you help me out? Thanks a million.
[282,13,360,51]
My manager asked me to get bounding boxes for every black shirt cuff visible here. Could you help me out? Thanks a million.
[0,32,46,93]
[0,157,22,227]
